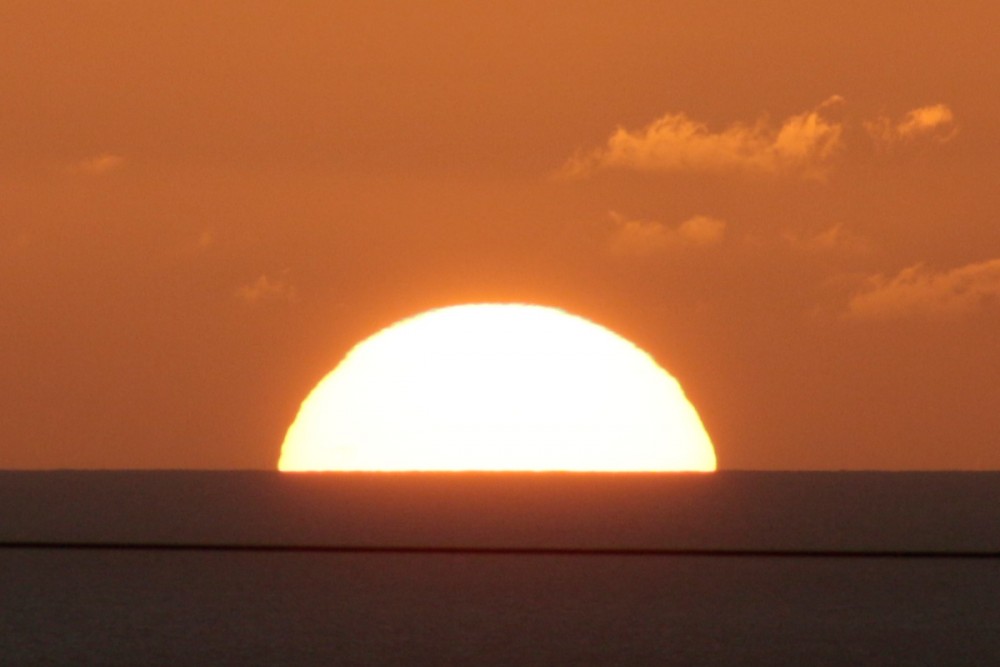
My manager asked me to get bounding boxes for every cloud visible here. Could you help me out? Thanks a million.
[609,212,726,256]
[865,104,957,149]
[196,230,216,251]
[236,274,298,305]
[785,223,872,255]
[562,97,845,179]
[563,99,958,179]
[676,215,727,245]
[74,153,125,175]
[846,258,1000,319]
[897,105,955,138]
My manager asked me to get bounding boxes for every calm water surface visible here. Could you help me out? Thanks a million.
[2,549,999,666]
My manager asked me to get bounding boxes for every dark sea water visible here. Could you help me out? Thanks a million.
[2,471,999,665]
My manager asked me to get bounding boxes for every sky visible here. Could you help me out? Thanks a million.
[2,1,999,470]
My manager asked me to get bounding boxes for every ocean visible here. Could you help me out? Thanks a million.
[2,471,999,665]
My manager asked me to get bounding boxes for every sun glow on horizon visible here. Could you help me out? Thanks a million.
[278,304,717,472]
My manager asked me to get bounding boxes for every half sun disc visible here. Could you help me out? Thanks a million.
[279,304,716,472]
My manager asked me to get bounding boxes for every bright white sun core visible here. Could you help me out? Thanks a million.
[278,303,717,472]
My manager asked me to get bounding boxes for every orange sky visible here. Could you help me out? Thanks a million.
[2,1,999,469]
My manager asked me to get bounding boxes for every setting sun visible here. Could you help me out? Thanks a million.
[279,304,716,472]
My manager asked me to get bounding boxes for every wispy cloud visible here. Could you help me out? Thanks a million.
[846,258,1000,318]
[609,212,726,256]
[784,223,872,255]
[865,104,957,149]
[73,153,125,176]
[562,97,846,179]
[564,99,958,180]
[236,274,298,305]
[196,230,216,251]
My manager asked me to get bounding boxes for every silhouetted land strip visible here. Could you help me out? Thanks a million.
[3,540,1000,559]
